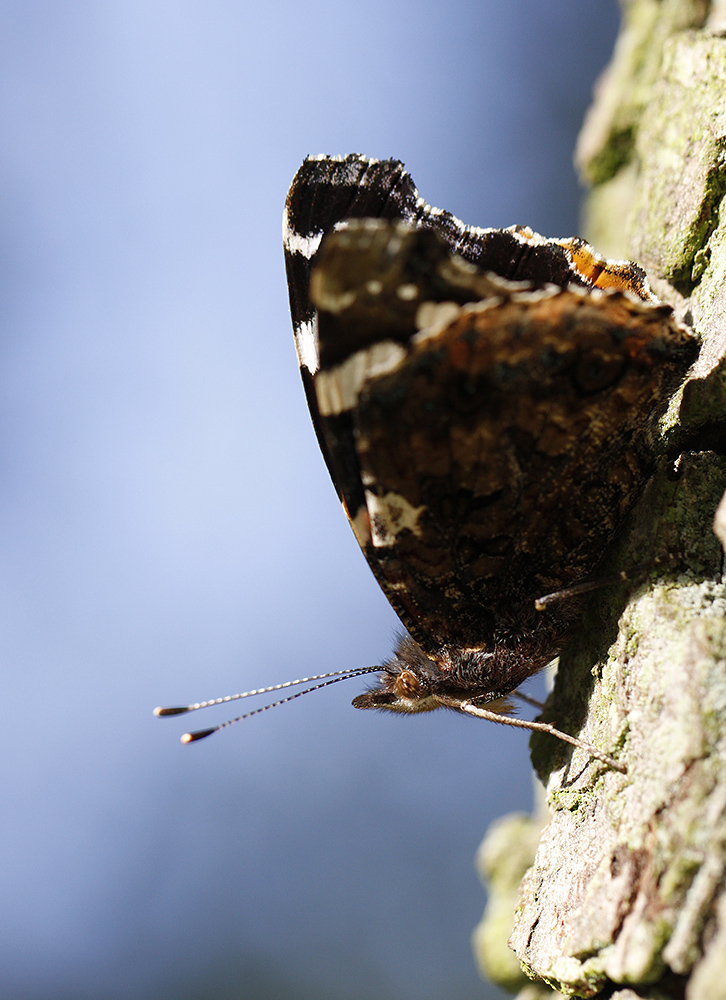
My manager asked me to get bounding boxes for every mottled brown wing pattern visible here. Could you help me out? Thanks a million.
[308,219,696,667]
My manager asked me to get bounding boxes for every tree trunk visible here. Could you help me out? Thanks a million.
[472,4,726,997]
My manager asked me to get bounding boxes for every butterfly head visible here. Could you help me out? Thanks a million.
[351,632,499,715]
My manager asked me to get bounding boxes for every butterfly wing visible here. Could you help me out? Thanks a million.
[283,155,698,657]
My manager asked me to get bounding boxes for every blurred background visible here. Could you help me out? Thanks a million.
[0,3,619,998]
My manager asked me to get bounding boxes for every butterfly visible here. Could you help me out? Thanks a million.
[156,155,697,769]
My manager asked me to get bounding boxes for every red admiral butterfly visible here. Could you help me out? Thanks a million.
[156,155,697,770]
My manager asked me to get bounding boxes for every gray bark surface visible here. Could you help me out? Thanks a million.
[472,4,726,997]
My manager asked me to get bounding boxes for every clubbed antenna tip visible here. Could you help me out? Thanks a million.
[181,728,216,743]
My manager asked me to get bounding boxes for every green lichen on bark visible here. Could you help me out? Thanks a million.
[495,447,726,998]
[472,812,546,993]
[506,454,726,997]
[576,0,710,187]
[627,32,726,289]
[472,4,726,999]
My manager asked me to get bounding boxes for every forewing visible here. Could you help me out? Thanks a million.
[283,154,657,497]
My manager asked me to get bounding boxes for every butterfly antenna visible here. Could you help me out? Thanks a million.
[154,666,381,743]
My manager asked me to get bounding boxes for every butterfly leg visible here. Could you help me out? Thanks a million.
[437,695,626,773]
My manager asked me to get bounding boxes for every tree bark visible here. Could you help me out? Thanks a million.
[473,4,726,998]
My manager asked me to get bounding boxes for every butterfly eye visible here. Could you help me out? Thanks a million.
[394,669,425,699]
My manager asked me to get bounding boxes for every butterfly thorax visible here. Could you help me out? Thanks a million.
[351,622,569,714]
